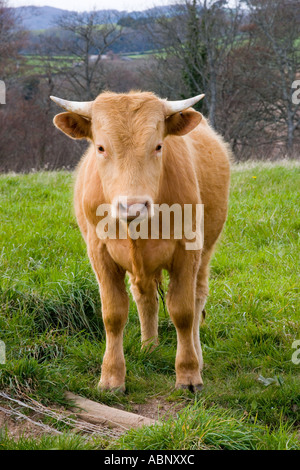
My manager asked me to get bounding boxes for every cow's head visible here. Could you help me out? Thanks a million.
[51,91,204,221]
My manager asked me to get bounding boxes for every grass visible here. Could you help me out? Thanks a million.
[0,162,299,449]
[19,54,80,75]
[112,401,299,450]
[0,430,107,450]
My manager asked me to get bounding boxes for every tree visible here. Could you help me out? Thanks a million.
[243,0,300,155]
[182,0,207,113]
[0,0,26,79]
[145,1,243,127]
[54,10,123,100]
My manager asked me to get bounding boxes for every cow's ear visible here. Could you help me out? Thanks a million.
[165,109,202,136]
[53,112,92,140]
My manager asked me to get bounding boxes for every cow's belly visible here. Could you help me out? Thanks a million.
[105,238,176,274]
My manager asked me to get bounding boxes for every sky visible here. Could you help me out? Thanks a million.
[11,0,238,13]
[10,0,174,12]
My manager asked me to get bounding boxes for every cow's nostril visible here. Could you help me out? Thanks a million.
[116,198,152,221]
[127,203,147,218]
[119,201,128,212]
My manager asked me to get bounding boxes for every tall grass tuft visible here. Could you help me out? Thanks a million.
[112,401,300,450]
[1,274,103,337]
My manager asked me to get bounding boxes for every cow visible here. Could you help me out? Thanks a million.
[51,91,231,393]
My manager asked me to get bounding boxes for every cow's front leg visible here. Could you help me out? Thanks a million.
[99,276,129,391]
[87,234,129,392]
[167,248,203,392]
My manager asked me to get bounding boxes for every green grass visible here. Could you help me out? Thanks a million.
[20,54,78,75]
[112,400,299,450]
[0,430,107,450]
[0,163,299,449]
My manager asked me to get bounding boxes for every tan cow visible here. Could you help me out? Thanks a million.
[51,91,231,392]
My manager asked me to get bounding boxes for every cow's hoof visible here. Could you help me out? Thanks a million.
[193,383,204,393]
[176,383,203,393]
[97,382,125,394]
[141,340,159,353]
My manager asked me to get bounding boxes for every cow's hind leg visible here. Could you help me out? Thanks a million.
[194,248,213,371]
[130,276,160,350]
[167,247,202,392]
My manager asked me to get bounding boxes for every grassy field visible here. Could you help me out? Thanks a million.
[21,54,78,75]
[0,162,299,450]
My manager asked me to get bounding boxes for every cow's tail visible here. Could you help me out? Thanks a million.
[201,308,207,325]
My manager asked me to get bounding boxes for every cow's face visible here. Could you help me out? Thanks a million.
[52,92,203,221]
[91,93,166,220]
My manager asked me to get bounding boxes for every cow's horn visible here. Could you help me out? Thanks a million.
[164,94,205,115]
[50,96,93,119]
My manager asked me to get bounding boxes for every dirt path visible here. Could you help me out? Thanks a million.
[0,406,54,439]
[0,394,184,442]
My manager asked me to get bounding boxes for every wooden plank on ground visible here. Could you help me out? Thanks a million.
[65,392,157,430]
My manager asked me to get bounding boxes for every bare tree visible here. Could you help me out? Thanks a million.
[54,10,123,99]
[0,0,26,79]
[145,0,243,127]
[243,0,300,155]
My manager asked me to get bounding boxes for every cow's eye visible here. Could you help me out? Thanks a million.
[155,144,162,152]
[98,145,105,153]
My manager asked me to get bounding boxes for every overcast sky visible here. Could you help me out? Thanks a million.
[11,0,238,13]
[10,0,175,12]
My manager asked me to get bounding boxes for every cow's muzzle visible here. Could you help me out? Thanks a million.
[112,197,153,222]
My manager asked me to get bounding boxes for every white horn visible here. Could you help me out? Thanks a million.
[50,95,93,119]
[164,93,205,115]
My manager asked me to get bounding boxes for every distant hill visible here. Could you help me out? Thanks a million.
[13,5,176,31]
[13,6,123,30]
